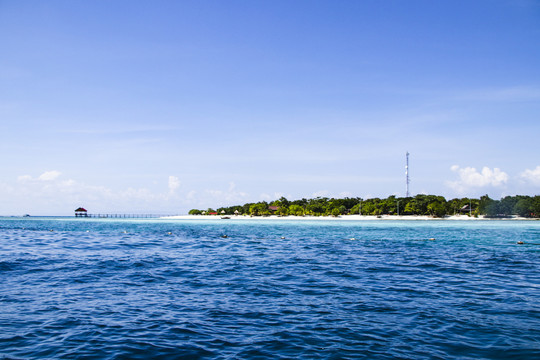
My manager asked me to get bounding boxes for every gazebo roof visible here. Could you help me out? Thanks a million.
[75,207,87,212]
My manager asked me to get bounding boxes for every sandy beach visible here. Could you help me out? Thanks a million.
[162,214,534,221]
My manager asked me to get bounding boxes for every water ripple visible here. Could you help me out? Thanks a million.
[1,218,540,359]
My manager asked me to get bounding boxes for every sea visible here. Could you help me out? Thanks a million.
[1,217,539,359]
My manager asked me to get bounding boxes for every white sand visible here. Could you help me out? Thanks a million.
[162,214,533,221]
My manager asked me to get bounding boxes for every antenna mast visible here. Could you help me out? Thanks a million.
[405,151,410,197]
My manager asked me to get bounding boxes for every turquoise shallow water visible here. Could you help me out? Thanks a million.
[1,218,539,359]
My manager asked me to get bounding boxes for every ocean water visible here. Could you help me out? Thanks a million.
[1,218,539,359]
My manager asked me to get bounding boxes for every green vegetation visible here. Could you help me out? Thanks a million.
[189,194,540,218]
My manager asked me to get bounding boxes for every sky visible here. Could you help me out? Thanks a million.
[1,0,540,215]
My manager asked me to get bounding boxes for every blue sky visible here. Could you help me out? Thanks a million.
[1,0,540,215]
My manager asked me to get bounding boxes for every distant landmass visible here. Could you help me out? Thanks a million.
[189,194,540,218]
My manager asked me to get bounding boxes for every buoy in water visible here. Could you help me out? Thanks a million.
[167,232,172,235]
[221,235,228,238]
[428,238,435,241]
[517,241,524,244]
[281,236,285,239]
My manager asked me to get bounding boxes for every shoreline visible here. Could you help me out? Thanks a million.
[162,214,536,221]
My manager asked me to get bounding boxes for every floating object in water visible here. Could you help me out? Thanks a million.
[428,238,435,241]
[49,230,54,232]
[86,230,90,232]
[221,235,228,238]
[123,231,128,234]
[167,232,172,235]
[349,237,356,240]
[517,241,524,244]
[281,236,285,239]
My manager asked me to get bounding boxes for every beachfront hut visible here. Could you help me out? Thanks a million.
[234,210,239,216]
[268,205,279,214]
[460,204,473,215]
[75,207,88,217]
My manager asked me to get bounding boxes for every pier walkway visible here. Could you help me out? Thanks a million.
[76,213,176,218]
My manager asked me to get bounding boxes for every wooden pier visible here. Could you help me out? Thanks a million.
[74,207,176,219]
[76,213,176,218]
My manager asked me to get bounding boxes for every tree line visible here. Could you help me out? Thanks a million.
[189,194,540,218]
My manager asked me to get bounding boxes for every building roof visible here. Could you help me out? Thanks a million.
[75,207,87,212]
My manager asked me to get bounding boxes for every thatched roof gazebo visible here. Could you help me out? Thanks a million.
[75,207,88,217]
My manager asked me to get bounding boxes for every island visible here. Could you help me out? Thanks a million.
[187,194,540,219]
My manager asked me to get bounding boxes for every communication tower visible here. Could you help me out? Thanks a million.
[405,152,410,197]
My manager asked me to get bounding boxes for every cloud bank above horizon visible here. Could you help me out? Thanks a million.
[1,164,539,215]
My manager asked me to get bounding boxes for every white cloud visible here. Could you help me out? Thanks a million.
[17,171,62,182]
[17,175,32,182]
[447,165,509,193]
[520,166,540,186]
[60,179,76,187]
[258,192,285,202]
[201,182,249,206]
[38,170,61,181]
[272,192,285,200]
[168,176,180,194]
[312,190,329,198]
[3,173,185,215]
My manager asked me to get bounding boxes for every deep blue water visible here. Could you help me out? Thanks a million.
[1,218,540,359]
